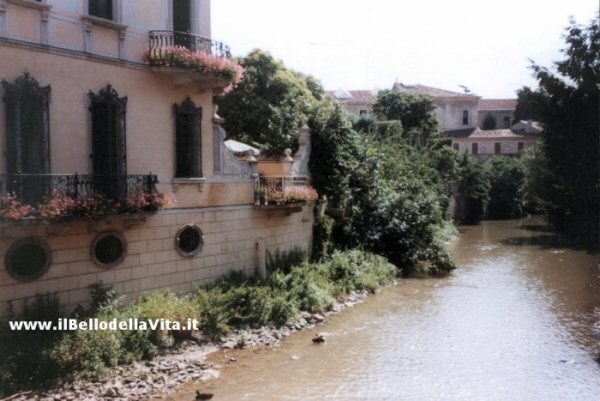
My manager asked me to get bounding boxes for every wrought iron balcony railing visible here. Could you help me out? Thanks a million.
[0,173,158,206]
[254,175,314,207]
[148,30,231,58]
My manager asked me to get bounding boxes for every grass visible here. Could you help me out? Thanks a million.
[0,249,397,396]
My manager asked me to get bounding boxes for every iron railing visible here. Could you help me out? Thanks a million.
[148,30,231,60]
[0,173,158,206]
[254,175,309,206]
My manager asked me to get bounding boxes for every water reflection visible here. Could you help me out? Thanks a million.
[163,217,600,401]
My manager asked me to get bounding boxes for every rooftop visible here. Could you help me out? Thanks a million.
[478,99,517,111]
[392,82,478,98]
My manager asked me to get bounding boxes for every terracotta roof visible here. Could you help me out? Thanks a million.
[347,90,378,102]
[444,127,478,138]
[469,128,523,138]
[325,89,378,104]
[478,99,517,110]
[392,82,477,98]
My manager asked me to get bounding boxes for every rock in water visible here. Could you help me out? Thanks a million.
[196,390,214,400]
[312,334,325,343]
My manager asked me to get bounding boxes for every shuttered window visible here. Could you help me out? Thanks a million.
[89,85,127,199]
[174,97,202,178]
[2,73,51,205]
[89,0,113,20]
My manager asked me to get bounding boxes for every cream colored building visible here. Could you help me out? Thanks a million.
[0,0,313,317]
[477,99,517,129]
[449,126,539,163]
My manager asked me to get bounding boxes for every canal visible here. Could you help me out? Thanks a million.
[165,217,600,400]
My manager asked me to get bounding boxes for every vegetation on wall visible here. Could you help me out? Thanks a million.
[0,250,395,395]
[517,15,599,247]
[215,50,322,156]
[216,49,458,274]
[456,154,490,224]
[486,156,526,219]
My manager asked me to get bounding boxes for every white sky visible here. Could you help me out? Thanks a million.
[212,0,599,99]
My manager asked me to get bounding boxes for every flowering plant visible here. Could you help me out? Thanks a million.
[38,191,77,221]
[0,190,175,222]
[267,185,319,205]
[0,194,35,221]
[124,190,175,213]
[143,46,245,94]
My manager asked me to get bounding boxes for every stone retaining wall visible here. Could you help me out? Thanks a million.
[0,204,314,318]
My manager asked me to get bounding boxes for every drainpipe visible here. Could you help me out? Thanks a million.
[256,238,267,279]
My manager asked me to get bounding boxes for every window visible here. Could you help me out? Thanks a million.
[471,142,478,155]
[89,85,127,199]
[518,142,525,152]
[503,116,511,129]
[174,97,202,178]
[2,73,51,205]
[359,110,368,116]
[453,142,459,151]
[5,238,52,281]
[494,142,501,154]
[89,0,113,20]
[92,231,126,268]
[175,224,204,257]
[462,110,469,125]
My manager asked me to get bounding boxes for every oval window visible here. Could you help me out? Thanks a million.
[92,231,127,268]
[5,238,52,281]
[176,224,204,257]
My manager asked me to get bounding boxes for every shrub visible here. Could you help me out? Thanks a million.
[486,156,526,219]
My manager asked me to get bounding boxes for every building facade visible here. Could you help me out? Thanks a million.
[448,126,539,163]
[0,0,313,317]
[477,99,517,129]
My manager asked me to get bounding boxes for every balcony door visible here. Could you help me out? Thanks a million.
[2,73,51,205]
[173,0,192,48]
[89,85,127,199]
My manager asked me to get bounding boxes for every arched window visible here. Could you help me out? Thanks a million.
[174,97,202,178]
[1,73,51,205]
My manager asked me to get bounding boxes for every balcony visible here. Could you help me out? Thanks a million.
[146,31,242,94]
[253,175,317,214]
[0,173,166,223]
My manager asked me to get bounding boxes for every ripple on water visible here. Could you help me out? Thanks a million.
[163,218,600,401]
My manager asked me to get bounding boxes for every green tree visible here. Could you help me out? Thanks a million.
[482,113,497,130]
[520,15,599,246]
[486,156,526,219]
[457,154,490,224]
[372,90,440,147]
[215,50,321,156]
[513,86,546,123]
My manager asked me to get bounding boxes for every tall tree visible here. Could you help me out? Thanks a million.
[521,15,599,246]
[215,50,322,156]
[372,90,440,147]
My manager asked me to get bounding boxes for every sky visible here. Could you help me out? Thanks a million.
[212,0,598,99]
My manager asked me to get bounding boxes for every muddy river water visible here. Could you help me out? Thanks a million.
[166,217,600,400]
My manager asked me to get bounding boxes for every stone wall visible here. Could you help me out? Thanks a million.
[0,204,314,318]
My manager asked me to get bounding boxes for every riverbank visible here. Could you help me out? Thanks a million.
[1,250,394,400]
[3,289,373,401]
[165,217,600,401]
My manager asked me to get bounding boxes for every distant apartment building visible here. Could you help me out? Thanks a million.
[325,89,378,116]
[391,82,480,133]
[449,121,541,163]
[477,99,517,129]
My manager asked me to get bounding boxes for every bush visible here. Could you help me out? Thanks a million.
[0,250,398,396]
[486,156,526,219]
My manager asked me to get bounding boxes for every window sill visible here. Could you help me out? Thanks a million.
[172,177,205,192]
[3,0,52,20]
[82,15,128,40]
